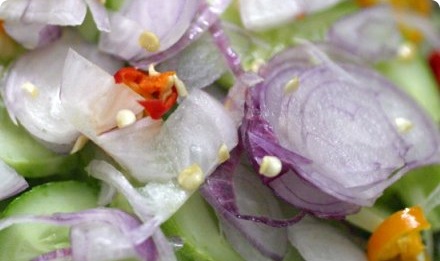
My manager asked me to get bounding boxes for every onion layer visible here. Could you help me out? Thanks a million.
[242,44,440,217]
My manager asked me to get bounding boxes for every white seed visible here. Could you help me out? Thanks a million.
[21,81,39,97]
[177,164,205,191]
[173,75,188,97]
[284,77,300,94]
[148,63,160,76]
[250,58,265,72]
[395,117,413,133]
[138,31,160,52]
[259,156,282,178]
[116,109,137,128]
[218,143,230,163]
[70,135,89,154]
[397,42,416,61]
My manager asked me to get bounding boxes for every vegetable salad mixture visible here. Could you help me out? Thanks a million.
[0,0,439,260]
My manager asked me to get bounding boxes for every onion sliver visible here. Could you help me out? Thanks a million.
[0,160,28,201]
[242,44,440,217]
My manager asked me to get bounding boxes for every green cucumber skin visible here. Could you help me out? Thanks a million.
[161,192,245,261]
[0,104,79,178]
[0,181,98,261]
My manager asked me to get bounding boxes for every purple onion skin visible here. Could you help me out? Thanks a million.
[241,44,440,218]
[242,84,361,218]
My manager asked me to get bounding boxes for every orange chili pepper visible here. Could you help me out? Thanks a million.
[114,67,178,120]
[367,206,431,261]
[356,0,432,15]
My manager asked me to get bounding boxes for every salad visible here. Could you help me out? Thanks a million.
[0,0,439,260]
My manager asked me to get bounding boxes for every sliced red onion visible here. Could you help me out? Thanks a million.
[97,87,238,183]
[8,0,87,26]
[61,51,238,183]
[0,0,29,21]
[86,160,183,260]
[242,44,440,217]
[133,0,232,67]
[209,20,263,86]
[0,0,108,28]
[60,49,143,138]
[305,0,344,13]
[238,0,303,31]
[3,22,62,49]
[326,5,403,63]
[202,148,305,226]
[83,0,111,32]
[288,217,367,261]
[150,231,177,261]
[219,219,283,261]
[97,182,117,206]
[239,0,344,31]
[201,148,305,260]
[0,159,28,201]
[31,248,72,261]
[0,208,158,261]
[0,0,109,48]
[157,34,227,90]
[2,31,123,153]
[99,0,202,61]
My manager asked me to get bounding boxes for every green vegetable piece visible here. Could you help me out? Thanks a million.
[376,52,440,123]
[161,192,245,261]
[0,101,79,178]
[105,0,125,11]
[77,10,100,43]
[0,181,98,261]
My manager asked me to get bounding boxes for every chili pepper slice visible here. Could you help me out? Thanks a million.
[367,206,431,261]
[114,67,178,120]
[428,50,440,89]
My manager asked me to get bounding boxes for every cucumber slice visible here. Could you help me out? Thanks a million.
[0,181,98,261]
[0,101,79,178]
[376,53,440,123]
[161,192,245,261]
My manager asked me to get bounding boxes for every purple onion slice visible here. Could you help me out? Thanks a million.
[0,0,109,48]
[3,22,61,49]
[242,44,440,217]
[61,51,238,183]
[326,5,403,63]
[0,208,158,261]
[99,0,202,62]
[2,30,123,153]
[132,0,232,67]
[0,160,28,201]
[201,147,305,260]
[238,0,344,31]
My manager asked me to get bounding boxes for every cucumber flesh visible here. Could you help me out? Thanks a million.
[0,181,98,261]
[0,101,79,178]
[161,192,245,261]
[376,53,440,123]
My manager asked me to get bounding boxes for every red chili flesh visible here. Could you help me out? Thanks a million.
[114,67,178,119]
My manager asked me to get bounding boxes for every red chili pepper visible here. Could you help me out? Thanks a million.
[114,67,178,119]
[428,50,440,88]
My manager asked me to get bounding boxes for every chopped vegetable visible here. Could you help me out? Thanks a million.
[367,206,431,261]
[114,66,178,119]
